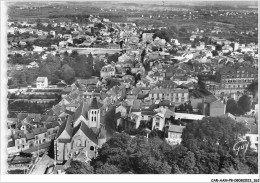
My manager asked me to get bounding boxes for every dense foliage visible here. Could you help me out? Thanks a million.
[226,95,252,116]
[65,117,257,174]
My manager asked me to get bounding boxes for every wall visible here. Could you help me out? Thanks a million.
[209,101,226,117]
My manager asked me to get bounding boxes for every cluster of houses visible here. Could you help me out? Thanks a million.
[6,12,258,173]
[7,113,60,155]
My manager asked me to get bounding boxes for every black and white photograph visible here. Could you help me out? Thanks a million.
[0,0,259,182]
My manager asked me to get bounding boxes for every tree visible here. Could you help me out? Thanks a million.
[93,59,105,76]
[107,53,120,64]
[212,50,219,56]
[61,64,75,82]
[91,133,172,174]
[65,160,94,174]
[181,117,249,173]
[71,50,79,58]
[247,81,258,98]
[95,163,121,174]
[216,44,222,51]
[91,132,131,172]
[243,54,254,63]
[152,30,170,42]
[237,95,251,114]
[226,98,238,115]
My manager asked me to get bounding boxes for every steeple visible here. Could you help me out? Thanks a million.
[89,97,100,110]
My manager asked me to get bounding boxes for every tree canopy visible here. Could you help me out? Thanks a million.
[152,30,171,42]
[64,116,257,174]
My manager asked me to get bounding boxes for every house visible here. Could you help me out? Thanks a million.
[245,124,258,152]
[115,102,131,118]
[12,130,27,153]
[33,127,48,146]
[27,61,39,68]
[44,122,60,141]
[142,33,154,42]
[33,46,44,53]
[100,64,116,78]
[149,72,165,82]
[219,66,257,94]
[148,89,189,104]
[152,106,175,131]
[174,112,204,121]
[63,34,72,40]
[209,100,226,117]
[166,124,185,145]
[36,77,48,89]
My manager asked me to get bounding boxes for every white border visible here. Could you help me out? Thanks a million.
[1,0,259,182]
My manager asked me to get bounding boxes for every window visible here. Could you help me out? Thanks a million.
[237,74,240,77]
[156,117,160,121]
[241,74,244,77]
[242,70,244,73]
[17,146,20,149]
[77,139,81,147]
[44,133,47,138]
[156,122,160,127]
[90,146,94,151]
[182,93,184,97]
[22,145,25,149]
[35,136,38,140]
[43,139,46,143]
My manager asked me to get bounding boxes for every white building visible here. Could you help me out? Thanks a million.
[36,77,48,89]
[166,124,185,145]
[245,124,258,152]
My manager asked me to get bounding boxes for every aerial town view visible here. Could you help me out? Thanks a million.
[4,0,258,178]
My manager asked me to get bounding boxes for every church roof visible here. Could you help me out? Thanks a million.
[89,97,103,110]
[80,122,98,144]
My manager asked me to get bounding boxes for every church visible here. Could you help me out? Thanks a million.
[54,97,106,164]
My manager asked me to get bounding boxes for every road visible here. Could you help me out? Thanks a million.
[67,47,122,55]
[31,154,54,174]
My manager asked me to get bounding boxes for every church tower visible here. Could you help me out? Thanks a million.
[88,97,101,128]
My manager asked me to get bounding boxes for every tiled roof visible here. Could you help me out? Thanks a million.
[56,116,73,139]
[26,133,35,140]
[204,95,218,103]
[246,124,258,134]
[149,89,188,94]
[13,130,26,140]
[159,100,175,107]
[32,127,47,135]
[17,113,28,121]
[80,122,98,144]
[89,97,103,110]
[36,77,47,82]
[7,141,15,148]
[73,102,89,121]
[168,125,185,133]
